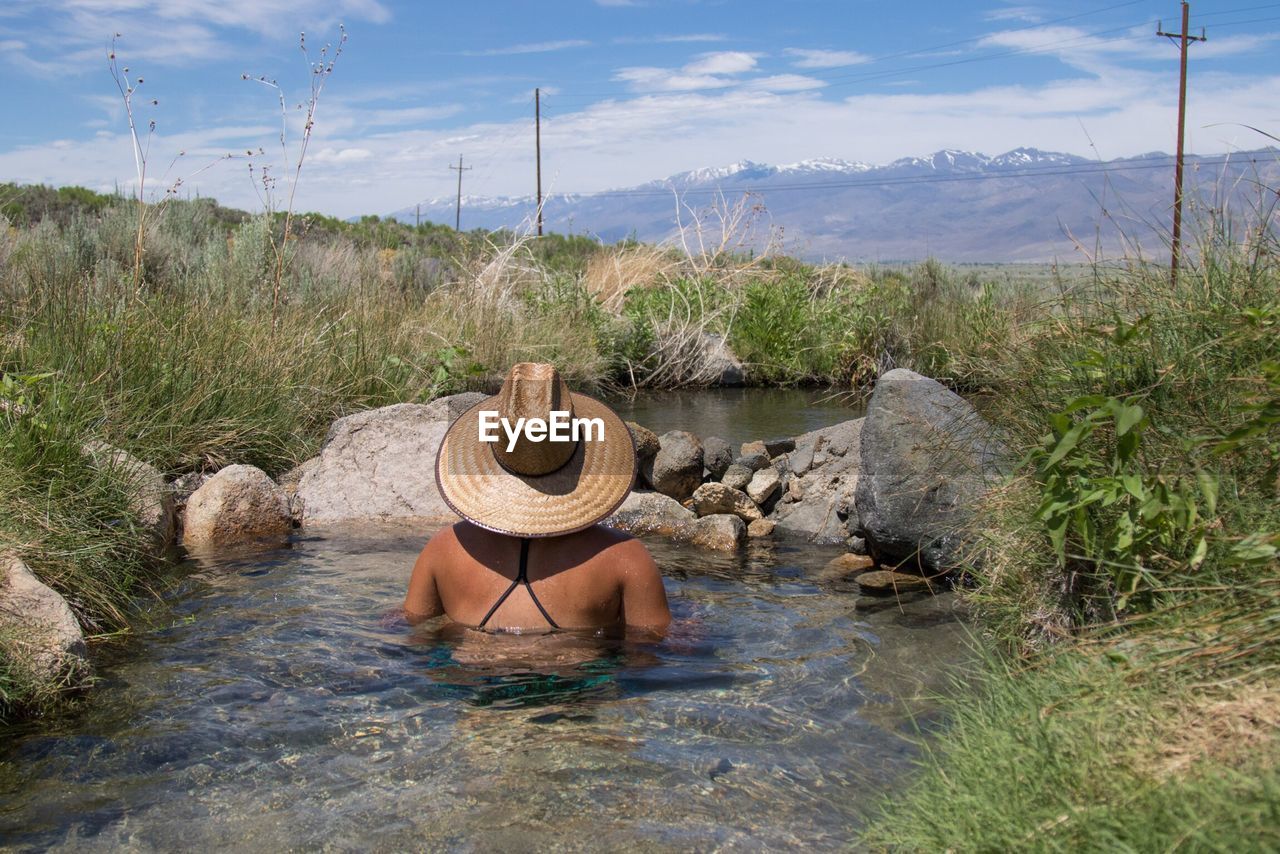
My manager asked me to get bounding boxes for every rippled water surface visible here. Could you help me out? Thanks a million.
[0,527,969,851]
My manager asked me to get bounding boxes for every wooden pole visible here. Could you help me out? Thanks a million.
[449,155,471,232]
[536,88,543,237]
[1157,2,1206,283]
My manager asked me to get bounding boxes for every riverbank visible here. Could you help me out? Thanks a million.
[2,184,1277,847]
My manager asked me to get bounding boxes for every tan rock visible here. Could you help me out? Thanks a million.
[747,518,776,538]
[681,514,745,552]
[827,553,875,573]
[740,440,768,459]
[182,465,292,548]
[606,490,695,537]
[0,553,87,684]
[857,570,937,595]
[690,482,762,521]
[746,466,781,505]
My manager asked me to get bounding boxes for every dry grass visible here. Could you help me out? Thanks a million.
[583,244,679,313]
[1153,682,1280,779]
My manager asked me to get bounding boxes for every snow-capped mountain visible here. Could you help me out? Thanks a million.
[389,147,1278,262]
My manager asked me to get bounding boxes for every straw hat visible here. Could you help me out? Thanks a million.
[435,363,636,537]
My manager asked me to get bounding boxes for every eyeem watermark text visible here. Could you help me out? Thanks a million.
[478,410,605,452]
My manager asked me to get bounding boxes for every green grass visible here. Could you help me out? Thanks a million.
[863,191,1280,849]
[863,643,1280,852]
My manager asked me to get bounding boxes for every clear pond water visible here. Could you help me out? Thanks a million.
[607,387,865,449]
[0,390,971,851]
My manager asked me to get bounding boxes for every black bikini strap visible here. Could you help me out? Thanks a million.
[520,539,560,629]
[476,539,560,630]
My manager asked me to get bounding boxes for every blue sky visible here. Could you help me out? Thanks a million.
[1,0,1277,217]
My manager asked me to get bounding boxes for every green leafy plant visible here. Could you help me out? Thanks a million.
[1028,395,1215,613]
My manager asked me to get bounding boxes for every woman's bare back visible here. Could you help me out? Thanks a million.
[404,521,670,632]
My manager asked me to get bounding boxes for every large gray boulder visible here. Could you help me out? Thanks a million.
[0,553,87,684]
[641,431,704,502]
[768,417,863,543]
[182,464,292,548]
[295,403,459,526]
[854,368,1004,573]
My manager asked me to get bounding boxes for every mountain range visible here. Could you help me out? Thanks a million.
[389,147,1279,263]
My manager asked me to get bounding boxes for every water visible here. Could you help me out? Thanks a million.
[608,387,864,449]
[0,390,969,850]
[0,527,969,850]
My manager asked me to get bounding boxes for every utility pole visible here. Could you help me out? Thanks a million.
[415,203,420,228]
[1157,2,1205,283]
[535,88,543,237]
[449,155,471,232]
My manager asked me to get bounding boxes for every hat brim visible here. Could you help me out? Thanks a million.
[435,393,637,538]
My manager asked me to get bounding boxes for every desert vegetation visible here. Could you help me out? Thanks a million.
[1,173,1277,848]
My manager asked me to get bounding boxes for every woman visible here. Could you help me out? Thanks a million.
[404,363,671,632]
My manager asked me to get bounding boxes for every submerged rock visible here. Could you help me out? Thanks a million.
[857,570,938,595]
[182,464,292,548]
[642,431,704,502]
[854,368,1004,574]
[0,553,87,684]
[690,482,762,522]
[825,553,875,574]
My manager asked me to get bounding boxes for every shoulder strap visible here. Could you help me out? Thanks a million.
[476,539,560,630]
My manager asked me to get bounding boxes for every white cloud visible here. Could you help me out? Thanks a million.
[984,6,1042,23]
[784,48,871,69]
[614,33,726,44]
[615,51,761,93]
[684,51,758,75]
[1,0,387,73]
[462,39,591,57]
[741,74,827,93]
[310,146,372,163]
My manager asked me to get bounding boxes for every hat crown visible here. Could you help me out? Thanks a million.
[492,363,577,476]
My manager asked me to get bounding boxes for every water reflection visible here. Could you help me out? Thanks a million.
[607,387,863,447]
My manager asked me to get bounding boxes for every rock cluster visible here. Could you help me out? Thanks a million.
[613,368,1005,572]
